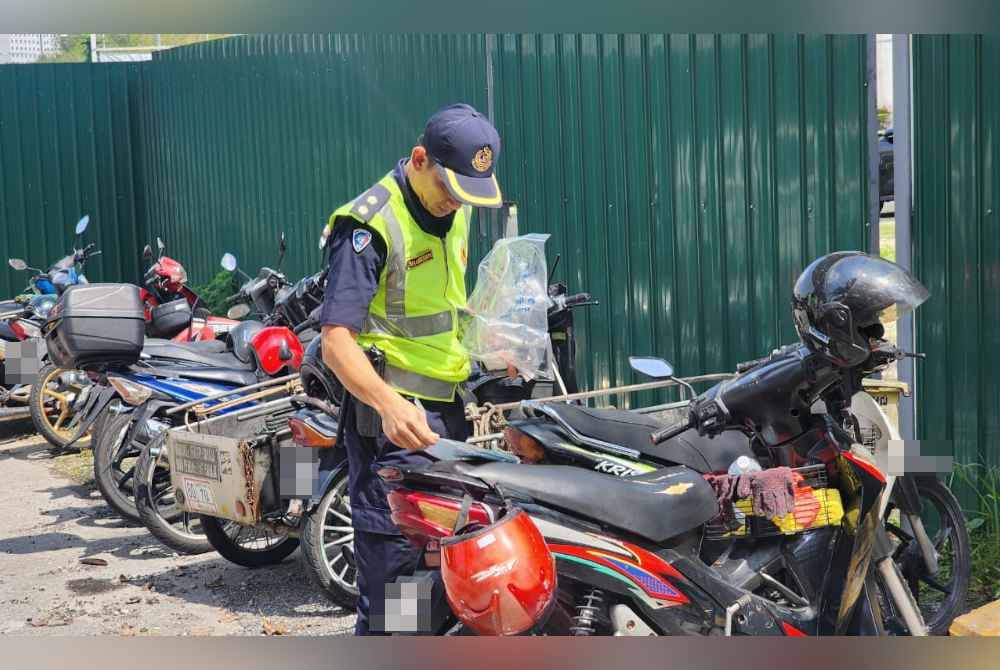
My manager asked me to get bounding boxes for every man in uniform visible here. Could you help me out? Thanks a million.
[319,103,503,635]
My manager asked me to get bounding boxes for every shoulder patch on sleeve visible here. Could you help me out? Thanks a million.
[352,228,373,254]
[350,183,391,222]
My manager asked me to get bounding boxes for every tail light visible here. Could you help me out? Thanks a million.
[504,426,545,463]
[108,377,154,406]
[8,320,29,341]
[386,489,493,548]
[287,417,336,448]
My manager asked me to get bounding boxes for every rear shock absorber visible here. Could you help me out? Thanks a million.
[570,588,605,635]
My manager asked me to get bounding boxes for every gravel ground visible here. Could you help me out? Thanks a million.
[0,419,355,636]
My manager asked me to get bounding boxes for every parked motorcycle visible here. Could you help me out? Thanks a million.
[140,237,239,342]
[5,215,100,448]
[378,253,935,636]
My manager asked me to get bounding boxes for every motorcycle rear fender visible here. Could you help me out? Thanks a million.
[61,383,119,448]
[304,450,348,513]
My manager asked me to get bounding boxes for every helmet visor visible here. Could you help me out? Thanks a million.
[795,253,930,327]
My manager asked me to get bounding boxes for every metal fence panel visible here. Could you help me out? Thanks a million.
[0,63,143,299]
[486,34,871,403]
[913,35,1000,473]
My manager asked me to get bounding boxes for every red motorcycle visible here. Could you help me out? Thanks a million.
[141,237,239,342]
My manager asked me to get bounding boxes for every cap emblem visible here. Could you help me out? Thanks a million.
[472,146,493,173]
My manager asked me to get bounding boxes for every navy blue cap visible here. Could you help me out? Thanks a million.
[421,103,503,208]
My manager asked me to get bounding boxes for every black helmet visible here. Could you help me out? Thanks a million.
[299,337,344,403]
[792,251,929,367]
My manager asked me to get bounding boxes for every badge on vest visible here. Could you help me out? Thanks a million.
[352,229,373,254]
[406,249,434,270]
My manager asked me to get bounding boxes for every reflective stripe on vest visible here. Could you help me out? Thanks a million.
[383,364,458,401]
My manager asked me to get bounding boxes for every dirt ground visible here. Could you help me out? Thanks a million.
[0,418,355,636]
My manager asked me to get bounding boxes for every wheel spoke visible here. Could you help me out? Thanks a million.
[324,525,354,533]
[327,508,352,525]
[324,534,354,550]
[328,552,344,570]
[337,563,350,579]
[921,574,953,595]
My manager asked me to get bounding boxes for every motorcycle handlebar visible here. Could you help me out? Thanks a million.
[650,416,693,445]
[224,293,243,306]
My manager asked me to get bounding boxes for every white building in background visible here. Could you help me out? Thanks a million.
[0,34,61,64]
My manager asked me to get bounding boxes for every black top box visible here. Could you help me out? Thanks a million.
[45,283,146,370]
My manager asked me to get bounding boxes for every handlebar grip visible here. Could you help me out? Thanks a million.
[293,319,317,335]
[650,418,692,445]
[224,293,242,306]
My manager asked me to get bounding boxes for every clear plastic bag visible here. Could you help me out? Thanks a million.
[462,234,552,380]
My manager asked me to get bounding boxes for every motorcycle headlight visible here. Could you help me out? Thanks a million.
[108,377,155,406]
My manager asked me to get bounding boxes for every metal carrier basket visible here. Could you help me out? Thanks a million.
[704,465,844,540]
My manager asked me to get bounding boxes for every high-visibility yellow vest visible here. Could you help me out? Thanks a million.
[326,174,472,401]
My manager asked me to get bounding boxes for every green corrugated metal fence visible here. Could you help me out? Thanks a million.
[2,34,872,402]
[0,64,144,299]
[913,35,1000,473]
[485,34,871,403]
[135,35,491,288]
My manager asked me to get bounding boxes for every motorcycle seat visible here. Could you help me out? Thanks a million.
[141,338,256,371]
[541,403,754,474]
[449,462,719,544]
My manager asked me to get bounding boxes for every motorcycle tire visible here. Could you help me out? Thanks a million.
[92,410,141,523]
[30,364,87,450]
[200,515,299,568]
[133,434,213,555]
[300,472,358,610]
[885,476,970,635]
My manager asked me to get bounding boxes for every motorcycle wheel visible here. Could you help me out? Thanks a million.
[92,410,142,522]
[884,477,970,635]
[30,364,89,449]
[133,433,213,555]
[200,516,299,567]
[300,472,358,609]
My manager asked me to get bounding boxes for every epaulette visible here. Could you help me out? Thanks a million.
[350,182,391,222]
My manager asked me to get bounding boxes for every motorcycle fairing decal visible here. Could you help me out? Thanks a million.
[550,543,689,606]
[528,517,638,556]
[555,442,656,474]
[781,621,808,637]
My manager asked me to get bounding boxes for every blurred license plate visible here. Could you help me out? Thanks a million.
[180,477,217,513]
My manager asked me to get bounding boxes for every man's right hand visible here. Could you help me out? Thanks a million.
[378,393,440,451]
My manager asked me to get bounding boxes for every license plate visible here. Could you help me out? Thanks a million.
[180,477,218,513]
[173,440,221,481]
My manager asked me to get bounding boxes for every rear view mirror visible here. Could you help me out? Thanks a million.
[75,215,90,235]
[221,253,238,272]
[142,245,153,261]
[8,258,27,271]
[227,303,250,320]
[629,356,675,379]
[156,237,165,258]
[279,232,287,253]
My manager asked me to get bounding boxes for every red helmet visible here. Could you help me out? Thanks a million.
[249,326,304,376]
[440,508,556,636]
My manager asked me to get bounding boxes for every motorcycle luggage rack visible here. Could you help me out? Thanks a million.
[704,465,842,540]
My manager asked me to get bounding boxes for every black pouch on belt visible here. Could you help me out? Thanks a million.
[354,345,386,438]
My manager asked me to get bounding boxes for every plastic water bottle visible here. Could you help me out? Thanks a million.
[728,455,763,476]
